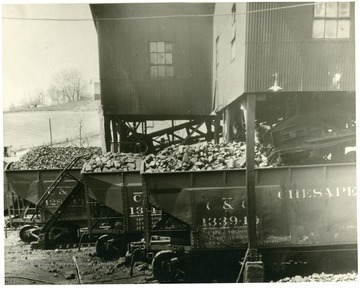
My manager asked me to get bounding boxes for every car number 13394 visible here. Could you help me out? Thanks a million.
[202,216,259,227]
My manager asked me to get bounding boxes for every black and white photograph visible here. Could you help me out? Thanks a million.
[2,0,358,285]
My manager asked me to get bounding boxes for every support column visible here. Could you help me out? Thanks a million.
[214,115,221,144]
[98,106,108,153]
[245,94,257,250]
[223,106,233,142]
[103,114,111,153]
[244,94,264,282]
[112,120,118,153]
[118,121,130,153]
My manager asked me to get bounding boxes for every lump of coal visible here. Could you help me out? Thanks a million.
[144,142,282,173]
[9,146,102,170]
[83,152,144,172]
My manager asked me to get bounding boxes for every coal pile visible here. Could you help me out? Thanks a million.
[144,142,282,173]
[9,146,102,170]
[83,152,143,172]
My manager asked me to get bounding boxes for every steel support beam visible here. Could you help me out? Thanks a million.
[245,94,257,250]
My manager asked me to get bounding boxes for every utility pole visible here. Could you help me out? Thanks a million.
[49,118,53,146]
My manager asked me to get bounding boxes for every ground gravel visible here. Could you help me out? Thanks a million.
[276,272,358,282]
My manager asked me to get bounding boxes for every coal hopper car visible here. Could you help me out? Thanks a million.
[82,170,147,258]
[4,147,104,248]
[141,163,357,282]
[82,167,189,259]
[4,164,86,245]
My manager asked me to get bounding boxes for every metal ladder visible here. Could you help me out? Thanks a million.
[39,181,84,234]
[30,155,84,221]
[29,155,92,249]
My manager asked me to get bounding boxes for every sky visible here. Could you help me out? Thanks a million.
[1,0,213,111]
[2,3,99,110]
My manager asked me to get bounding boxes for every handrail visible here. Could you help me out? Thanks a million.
[34,157,80,211]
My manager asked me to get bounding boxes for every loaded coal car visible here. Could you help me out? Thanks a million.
[4,146,102,248]
[141,149,356,282]
[81,152,146,258]
[81,152,189,259]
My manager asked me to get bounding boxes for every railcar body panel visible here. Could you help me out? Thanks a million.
[82,171,140,213]
[82,171,162,233]
[4,168,86,222]
[143,164,356,250]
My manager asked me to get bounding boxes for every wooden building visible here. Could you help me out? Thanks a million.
[214,2,355,103]
[91,2,355,158]
[213,2,355,161]
[90,3,215,152]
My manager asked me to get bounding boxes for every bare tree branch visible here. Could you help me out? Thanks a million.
[48,69,87,104]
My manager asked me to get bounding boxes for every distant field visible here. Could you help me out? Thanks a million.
[3,108,101,152]
[4,99,100,113]
[3,99,201,154]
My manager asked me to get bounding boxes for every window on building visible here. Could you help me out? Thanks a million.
[150,41,174,77]
[230,4,236,61]
[312,2,351,39]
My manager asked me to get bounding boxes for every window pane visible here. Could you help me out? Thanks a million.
[339,2,350,17]
[150,42,157,52]
[326,2,338,17]
[325,20,337,38]
[337,20,350,38]
[165,66,174,77]
[158,53,165,64]
[150,66,158,77]
[165,53,173,64]
[150,53,158,64]
[157,42,165,52]
[312,19,325,38]
[158,66,165,77]
[314,2,325,17]
[165,42,172,52]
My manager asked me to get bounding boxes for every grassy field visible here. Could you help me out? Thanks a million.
[3,100,102,153]
[4,99,100,113]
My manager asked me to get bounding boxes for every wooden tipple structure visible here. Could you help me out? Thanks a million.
[91,2,355,161]
[90,3,217,153]
[213,2,355,163]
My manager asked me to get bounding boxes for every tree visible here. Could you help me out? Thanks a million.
[23,90,45,108]
[31,90,45,106]
[49,69,87,103]
[74,110,86,147]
